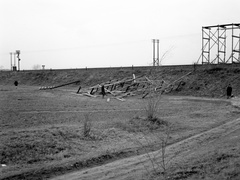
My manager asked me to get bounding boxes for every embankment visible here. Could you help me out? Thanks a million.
[1,64,240,97]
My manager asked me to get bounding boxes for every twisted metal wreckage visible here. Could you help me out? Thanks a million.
[40,71,192,101]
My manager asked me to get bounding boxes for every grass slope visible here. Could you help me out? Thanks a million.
[1,64,240,97]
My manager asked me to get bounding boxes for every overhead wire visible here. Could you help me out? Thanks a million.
[19,39,150,54]
[1,32,201,54]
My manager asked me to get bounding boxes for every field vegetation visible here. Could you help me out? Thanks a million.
[0,64,240,179]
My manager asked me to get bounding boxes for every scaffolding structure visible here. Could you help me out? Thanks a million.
[202,23,240,64]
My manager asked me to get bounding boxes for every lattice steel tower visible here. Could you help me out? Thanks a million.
[202,23,240,64]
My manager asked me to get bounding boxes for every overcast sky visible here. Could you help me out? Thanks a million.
[0,0,239,70]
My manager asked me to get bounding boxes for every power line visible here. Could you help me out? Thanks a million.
[0,39,148,55]
[0,33,201,55]
[19,39,150,54]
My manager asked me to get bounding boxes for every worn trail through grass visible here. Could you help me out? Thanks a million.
[51,117,240,180]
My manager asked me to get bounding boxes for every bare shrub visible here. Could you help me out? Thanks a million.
[82,114,104,140]
[83,113,92,138]
[130,124,173,180]
[145,91,161,123]
[159,125,172,179]
[132,92,176,179]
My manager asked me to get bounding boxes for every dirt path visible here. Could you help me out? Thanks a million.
[51,116,240,180]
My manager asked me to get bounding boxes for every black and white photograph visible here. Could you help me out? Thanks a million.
[1,0,240,179]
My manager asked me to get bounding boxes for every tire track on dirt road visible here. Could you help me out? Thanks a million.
[51,117,240,180]
[19,108,144,114]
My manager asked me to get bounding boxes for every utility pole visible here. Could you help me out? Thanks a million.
[10,52,13,70]
[16,50,21,71]
[153,39,155,66]
[10,50,21,71]
[13,52,17,71]
[152,39,160,66]
[157,39,159,66]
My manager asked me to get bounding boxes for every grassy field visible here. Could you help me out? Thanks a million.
[1,64,240,179]
[1,84,240,179]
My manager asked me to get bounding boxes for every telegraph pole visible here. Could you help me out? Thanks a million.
[16,50,21,71]
[13,52,16,71]
[10,50,21,71]
[153,39,155,66]
[10,52,13,70]
[152,39,160,66]
[157,39,159,66]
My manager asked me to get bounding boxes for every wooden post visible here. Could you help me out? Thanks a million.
[48,80,80,89]
[77,86,81,94]
[90,88,94,95]
[111,85,114,91]
[142,92,149,98]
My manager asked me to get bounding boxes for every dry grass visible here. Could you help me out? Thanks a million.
[83,113,92,138]
[145,94,161,122]
[0,85,240,179]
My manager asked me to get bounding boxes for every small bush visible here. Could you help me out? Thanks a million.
[145,94,161,122]
[83,114,92,138]
[82,114,103,140]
